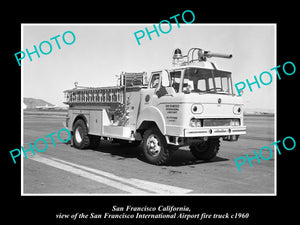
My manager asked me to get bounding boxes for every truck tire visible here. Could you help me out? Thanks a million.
[73,119,100,149]
[142,127,171,165]
[190,138,220,160]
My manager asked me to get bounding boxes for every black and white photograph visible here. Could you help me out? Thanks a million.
[5,6,298,225]
[21,24,276,195]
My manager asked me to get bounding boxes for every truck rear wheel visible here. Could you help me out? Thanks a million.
[73,119,100,149]
[142,127,171,165]
[190,138,220,160]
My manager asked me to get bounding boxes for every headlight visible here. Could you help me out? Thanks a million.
[191,104,204,114]
[190,118,202,127]
[233,105,242,115]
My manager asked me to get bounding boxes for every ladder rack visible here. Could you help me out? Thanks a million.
[63,86,125,105]
[63,72,147,106]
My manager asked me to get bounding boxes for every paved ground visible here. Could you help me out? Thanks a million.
[22,113,275,195]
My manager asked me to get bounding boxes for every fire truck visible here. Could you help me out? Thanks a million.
[63,48,246,165]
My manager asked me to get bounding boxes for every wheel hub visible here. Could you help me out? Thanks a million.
[146,135,161,157]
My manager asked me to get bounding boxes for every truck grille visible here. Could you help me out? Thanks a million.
[203,119,233,127]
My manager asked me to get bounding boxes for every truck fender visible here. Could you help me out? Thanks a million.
[137,106,166,134]
[72,114,89,132]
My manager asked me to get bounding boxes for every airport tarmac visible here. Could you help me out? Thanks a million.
[22,112,275,195]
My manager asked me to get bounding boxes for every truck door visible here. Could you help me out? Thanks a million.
[139,72,161,111]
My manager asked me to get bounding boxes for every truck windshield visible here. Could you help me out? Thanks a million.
[182,67,233,95]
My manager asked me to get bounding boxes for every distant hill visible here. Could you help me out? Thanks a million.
[244,107,275,116]
[24,97,54,109]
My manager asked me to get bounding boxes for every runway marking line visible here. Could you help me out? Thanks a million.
[28,155,193,194]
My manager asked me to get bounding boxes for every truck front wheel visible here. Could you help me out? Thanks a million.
[190,138,220,160]
[142,127,171,165]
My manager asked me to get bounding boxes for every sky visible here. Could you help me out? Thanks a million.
[22,24,275,112]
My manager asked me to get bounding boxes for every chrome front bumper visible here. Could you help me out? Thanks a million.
[184,126,246,137]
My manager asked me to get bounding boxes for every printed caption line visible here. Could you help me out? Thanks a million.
[29,155,193,194]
